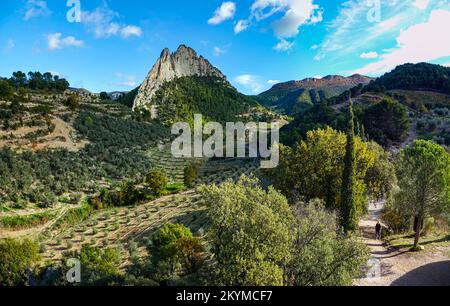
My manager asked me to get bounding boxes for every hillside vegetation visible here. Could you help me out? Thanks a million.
[256,75,373,115]
[146,76,269,125]
[363,63,450,94]
[282,63,450,148]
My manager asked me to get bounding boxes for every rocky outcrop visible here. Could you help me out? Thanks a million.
[133,45,226,111]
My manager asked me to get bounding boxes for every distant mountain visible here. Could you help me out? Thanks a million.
[363,62,450,94]
[256,74,374,115]
[69,87,92,94]
[117,87,139,108]
[133,44,226,112]
[281,63,450,149]
[108,91,129,101]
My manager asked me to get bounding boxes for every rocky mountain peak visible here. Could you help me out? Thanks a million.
[133,45,226,111]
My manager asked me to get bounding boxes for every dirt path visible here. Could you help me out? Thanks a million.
[355,202,450,286]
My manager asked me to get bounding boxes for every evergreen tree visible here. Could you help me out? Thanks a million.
[340,98,358,232]
[394,140,450,249]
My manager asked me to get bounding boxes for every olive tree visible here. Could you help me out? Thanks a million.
[288,199,369,285]
[199,176,296,286]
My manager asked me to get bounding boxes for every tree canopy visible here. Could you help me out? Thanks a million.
[363,63,450,94]
[393,140,450,248]
[267,127,395,216]
[200,176,296,286]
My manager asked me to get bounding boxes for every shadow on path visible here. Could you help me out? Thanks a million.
[391,261,450,286]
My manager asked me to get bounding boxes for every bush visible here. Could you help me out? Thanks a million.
[99,92,109,100]
[65,245,122,285]
[148,223,205,283]
[0,79,14,100]
[381,206,410,233]
[0,238,40,286]
[422,217,436,236]
[146,170,168,196]
[288,200,369,286]
[200,176,295,286]
[184,164,198,188]
[0,212,55,230]
[65,94,79,111]
[363,98,410,147]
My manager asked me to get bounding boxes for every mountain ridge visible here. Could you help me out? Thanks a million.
[256,74,374,115]
[270,74,374,91]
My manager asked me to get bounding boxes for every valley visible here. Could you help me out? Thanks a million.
[1,50,449,287]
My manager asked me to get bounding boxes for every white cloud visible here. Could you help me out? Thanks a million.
[272,1,323,38]
[24,0,51,20]
[234,0,322,51]
[310,44,319,50]
[314,0,450,61]
[120,25,143,38]
[353,9,450,75]
[47,33,84,51]
[360,51,379,59]
[5,39,15,52]
[213,46,226,56]
[273,39,294,52]
[238,0,322,38]
[444,62,450,67]
[314,53,325,61]
[81,5,142,39]
[113,73,137,88]
[267,80,281,85]
[208,2,236,25]
[414,0,430,10]
[234,20,249,34]
[234,74,264,93]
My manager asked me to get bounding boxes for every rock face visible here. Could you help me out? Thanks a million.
[133,45,226,111]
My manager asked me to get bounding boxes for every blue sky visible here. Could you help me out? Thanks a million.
[0,0,449,94]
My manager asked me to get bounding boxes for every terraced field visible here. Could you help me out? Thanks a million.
[196,158,260,185]
[30,153,262,266]
[39,191,208,265]
[146,147,205,184]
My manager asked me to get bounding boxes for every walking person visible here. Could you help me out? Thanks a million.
[375,221,382,240]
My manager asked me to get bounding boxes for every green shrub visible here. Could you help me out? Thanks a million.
[381,207,410,233]
[0,238,40,286]
[0,211,55,230]
[146,170,168,196]
[184,164,198,188]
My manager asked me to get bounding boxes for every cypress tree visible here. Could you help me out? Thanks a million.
[340,97,358,233]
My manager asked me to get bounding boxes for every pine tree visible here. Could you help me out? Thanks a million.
[340,97,358,233]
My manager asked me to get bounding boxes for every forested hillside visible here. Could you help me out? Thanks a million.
[363,63,450,94]
[147,76,267,125]
[256,75,373,115]
[282,63,450,148]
